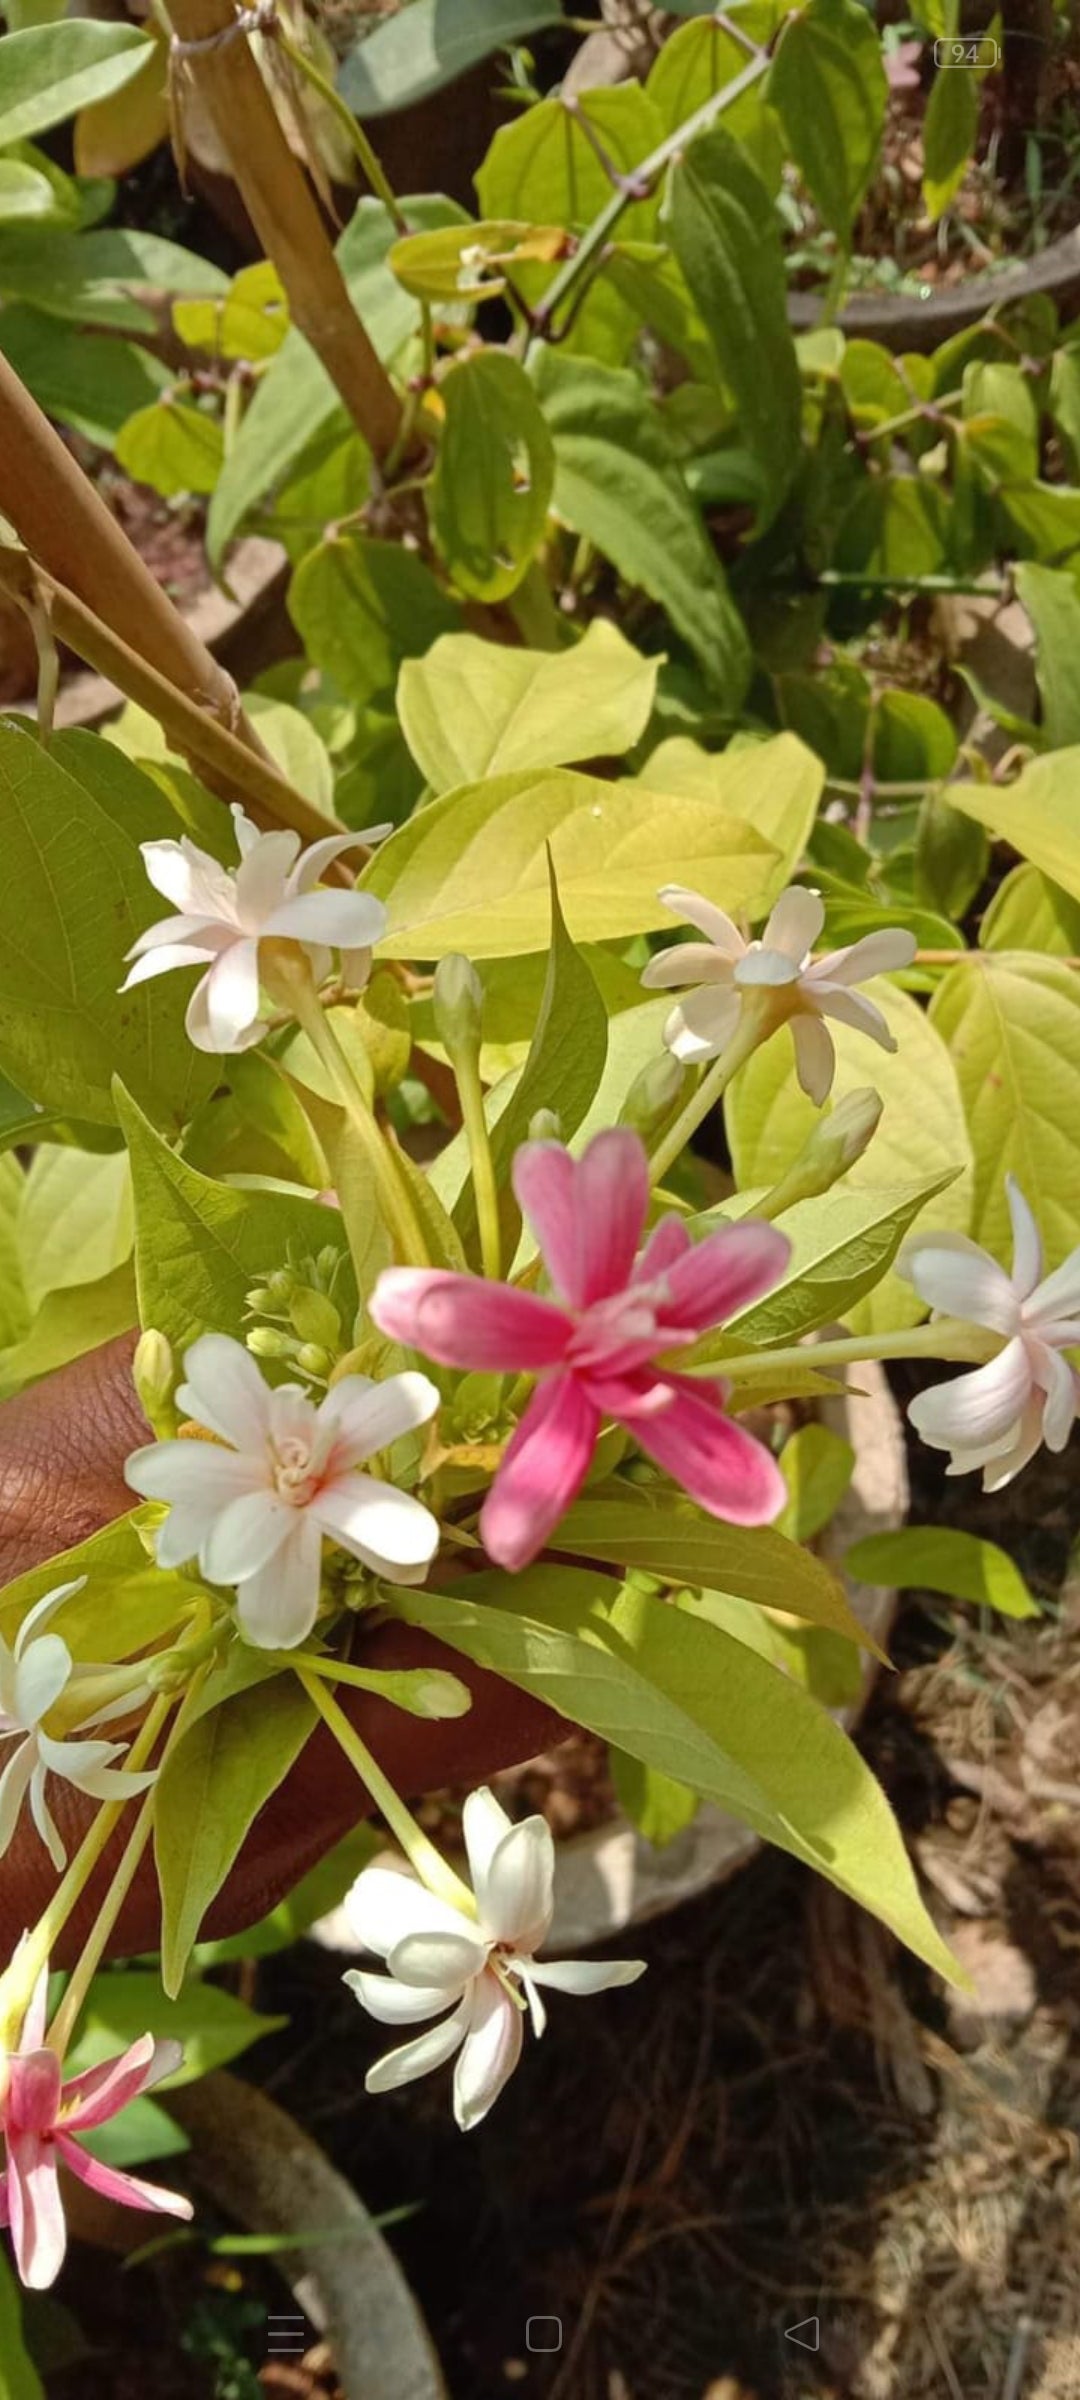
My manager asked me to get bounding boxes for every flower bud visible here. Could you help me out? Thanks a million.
[266,1268,294,1304]
[246,1325,300,1362]
[295,1343,333,1378]
[432,953,484,1063]
[527,1108,562,1143]
[755,1087,884,1220]
[245,1286,276,1315]
[132,1329,178,1438]
[618,1050,687,1138]
[289,1288,341,1350]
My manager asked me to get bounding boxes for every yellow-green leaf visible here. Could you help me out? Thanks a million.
[929,950,1080,1269]
[397,620,659,793]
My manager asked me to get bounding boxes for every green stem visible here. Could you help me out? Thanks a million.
[295,1667,477,1916]
[274,26,408,233]
[647,1003,769,1190]
[279,953,430,1270]
[457,1056,502,1282]
[690,1317,998,1384]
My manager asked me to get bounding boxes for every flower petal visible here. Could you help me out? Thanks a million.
[453,1975,524,2131]
[660,1220,789,1333]
[264,888,389,952]
[789,1013,836,1105]
[289,828,391,893]
[370,1269,570,1373]
[6,2130,65,2289]
[480,1375,600,1571]
[521,1956,646,1994]
[177,1333,275,1450]
[140,836,236,919]
[0,1741,35,1860]
[633,1217,691,1283]
[656,886,746,957]
[27,1762,65,1870]
[234,1514,324,1650]
[232,828,299,923]
[733,945,802,988]
[344,1970,451,2026]
[907,1337,1033,1454]
[1026,1238,1080,1329]
[12,1634,71,1729]
[897,1234,1018,1335]
[626,1375,787,1526]
[314,1475,439,1584]
[513,1130,649,1309]
[55,2135,192,2224]
[1030,1340,1079,1452]
[365,1998,471,2095]
[12,1581,86,1656]
[662,983,742,1065]
[185,970,266,1055]
[478,1816,554,1951]
[387,1928,487,1991]
[6,2050,63,2139]
[59,2034,162,2132]
[805,927,916,986]
[319,1369,440,1467]
[762,885,824,963]
[348,1864,472,1960]
[640,941,738,992]
[202,938,262,1050]
[461,1787,514,1895]
[809,983,896,1052]
[120,941,221,992]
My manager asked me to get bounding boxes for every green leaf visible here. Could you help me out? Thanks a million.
[646,10,783,193]
[0,1260,136,1399]
[768,0,887,240]
[720,1172,964,1348]
[172,260,287,362]
[0,155,76,226]
[338,0,561,115]
[945,752,1080,902]
[0,21,151,147]
[18,1144,131,1311]
[243,695,334,817]
[979,861,1080,958]
[79,2094,190,2171]
[154,1671,317,1994]
[609,1749,699,1849]
[0,724,213,1131]
[776,1422,854,1543]
[552,1487,874,1651]
[844,1527,1038,1620]
[362,762,780,958]
[115,1082,355,1355]
[397,620,659,794]
[288,533,459,710]
[0,1156,29,1350]
[726,983,973,1333]
[665,121,800,527]
[114,397,224,499]
[0,305,169,443]
[922,63,979,221]
[0,1514,200,1660]
[1013,563,1080,748]
[392,1573,960,1982]
[914,793,988,921]
[429,351,554,604]
[196,1825,377,1962]
[532,349,751,701]
[388,218,567,303]
[1048,347,1080,479]
[0,227,225,333]
[928,951,1080,1270]
[0,2246,43,2400]
[67,1969,283,2076]
[833,475,949,581]
[637,733,820,901]
[476,85,664,364]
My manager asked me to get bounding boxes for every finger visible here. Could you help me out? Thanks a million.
[0,1338,566,1966]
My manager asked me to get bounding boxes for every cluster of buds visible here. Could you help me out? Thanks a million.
[244,1244,349,1385]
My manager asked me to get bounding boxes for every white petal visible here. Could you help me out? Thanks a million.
[907,1337,1033,1454]
[289,830,388,893]
[897,1235,1018,1335]
[519,1971,547,2040]
[120,942,219,992]
[733,945,802,988]
[12,1635,72,1730]
[185,969,265,1054]
[640,942,738,993]
[230,805,262,858]
[35,1732,155,1802]
[657,886,746,957]
[805,927,916,986]
[320,1370,440,1469]
[343,1969,450,2026]
[140,836,236,918]
[810,983,895,1050]
[314,1476,439,1583]
[234,1515,324,1650]
[202,1490,294,1586]
[264,890,388,951]
[233,829,300,925]
[0,1740,35,1858]
[1026,1239,1080,1329]
[387,1929,487,1991]
[13,1580,85,1658]
[28,1757,66,1868]
[453,1975,524,2132]
[338,945,374,993]
[980,1395,1045,1490]
[761,885,824,963]
[461,1788,514,1898]
[478,1817,554,1951]
[203,938,262,1049]
[1030,1341,1079,1452]
[348,1864,473,1961]
[521,1956,647,1994]
[366,1999,470,2097]
[177,1334,274,1450]
[663,985,742,1065]
[790,1013,836,1106]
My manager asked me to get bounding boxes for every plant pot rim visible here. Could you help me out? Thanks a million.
[50,535,287,731]
[313,1360,908,1958]
[789,225,1080,352]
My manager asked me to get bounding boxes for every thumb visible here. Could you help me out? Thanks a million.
[0,1336,565,1965]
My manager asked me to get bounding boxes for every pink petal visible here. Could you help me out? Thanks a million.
[6,2050,62,2137]
[620,1374,786,1525]
[632,1217,691,1283]
[370,1269,570,1372]
[659,1220,789,1333]
[513,1132,649,1310]
[56,2135,192,2223]
[480,1375,600,1570]
[60,2034,180,2133]
[6,2131,65,2289]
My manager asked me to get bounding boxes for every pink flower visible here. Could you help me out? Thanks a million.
[370,1130,789,1571]
[0,1969,192,2289]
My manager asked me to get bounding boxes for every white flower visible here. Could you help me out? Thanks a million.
[124,1335,441,1650]
[345,1788,646,2131]
[641,883,917,1102]
[120,805,390,1054]
[900,1178,1080,1489]
[0,1582,156,1870]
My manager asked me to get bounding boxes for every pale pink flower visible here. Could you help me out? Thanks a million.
[370,1129,789,1571]
[0,1581,155,1871]
[120,804,389,1053]
[641,884,917,1102]
[125,1334,441,1649]
[346,1787,645,2131]
[900,1178,1080,1489]
[0,1967,191,2289]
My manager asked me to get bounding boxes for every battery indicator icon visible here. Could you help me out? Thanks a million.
[933,36,1000,66]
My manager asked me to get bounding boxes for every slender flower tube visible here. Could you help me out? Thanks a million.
[899,1178,1080,1487]
[641,884,917,1103]
[370,1129,790,1570]
[0,1582,155,1870]
[0,1965,192,2289]
[120,805,389,1053]
[346,1787,645,2130]
[125,1335,441,1648]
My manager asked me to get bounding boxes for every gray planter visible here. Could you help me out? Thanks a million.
[789,225,1080,352]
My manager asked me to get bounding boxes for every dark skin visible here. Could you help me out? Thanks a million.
[0,1334,564,1965]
